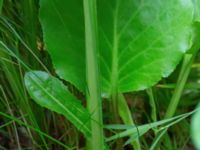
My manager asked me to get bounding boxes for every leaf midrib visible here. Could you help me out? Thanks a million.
[28,74,91,135]
[111,0,120,94]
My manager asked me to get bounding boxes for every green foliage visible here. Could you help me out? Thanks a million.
[192,0,200,21]
[0,0,2,12]
[191,106,200,150]
[24,71,91,137]
[106,109,195,143]
[83,0,104,149]
[26,0,199,149]
[1,0,200,149]
[98,0,193,95]
[39,0,193,96]
[39,0,85,92]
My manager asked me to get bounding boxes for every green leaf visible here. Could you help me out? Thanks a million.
[39,0,86,93]
[40,0,193,96]
[191,106,200,150]
[0,0,3,13]
[192,0,200,22]
[24,71,91,137]
[98,0,193,95]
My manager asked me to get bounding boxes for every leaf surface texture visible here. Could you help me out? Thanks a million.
[25,71,91,137]
[40,0,194,96]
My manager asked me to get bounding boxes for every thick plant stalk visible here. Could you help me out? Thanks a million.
[83,0,104,150]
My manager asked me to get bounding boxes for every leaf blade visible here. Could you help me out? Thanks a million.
[98,0,193,94]
[24,71,91,137]
[39,0,194,96]
[39,0,86,92]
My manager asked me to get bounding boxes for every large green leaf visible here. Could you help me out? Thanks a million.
[39,0,86,92]
[191,106,200,150]
[98,0,193,95]
[40,0,193,96]
[24,71,91,137]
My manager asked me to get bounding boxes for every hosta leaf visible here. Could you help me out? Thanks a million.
[191,106,200,150]
[40,0,193,96]
[24,71,91,137]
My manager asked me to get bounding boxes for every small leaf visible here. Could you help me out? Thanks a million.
[191,106,200,150]
[24,71,91,137]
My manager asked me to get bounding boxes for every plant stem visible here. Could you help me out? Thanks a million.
[147,88,157,122]
[111,0,120,123]
[147,88,158,136]
[165,24,200,117]
[83,0,104,150]
[165,54,193,118]
[150,41,200,149]
[150,54,193,150]
[118,93,141,150]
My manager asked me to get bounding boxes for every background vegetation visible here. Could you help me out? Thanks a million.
[0,0,200,150]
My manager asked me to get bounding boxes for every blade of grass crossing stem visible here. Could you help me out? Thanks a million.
[83,0,104,149]
[151,23,200,149]
[106,108,196,142]
[151,45,199,149]
[150,109,195,150]
[151,54,193,149]
[118,93,141,149]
